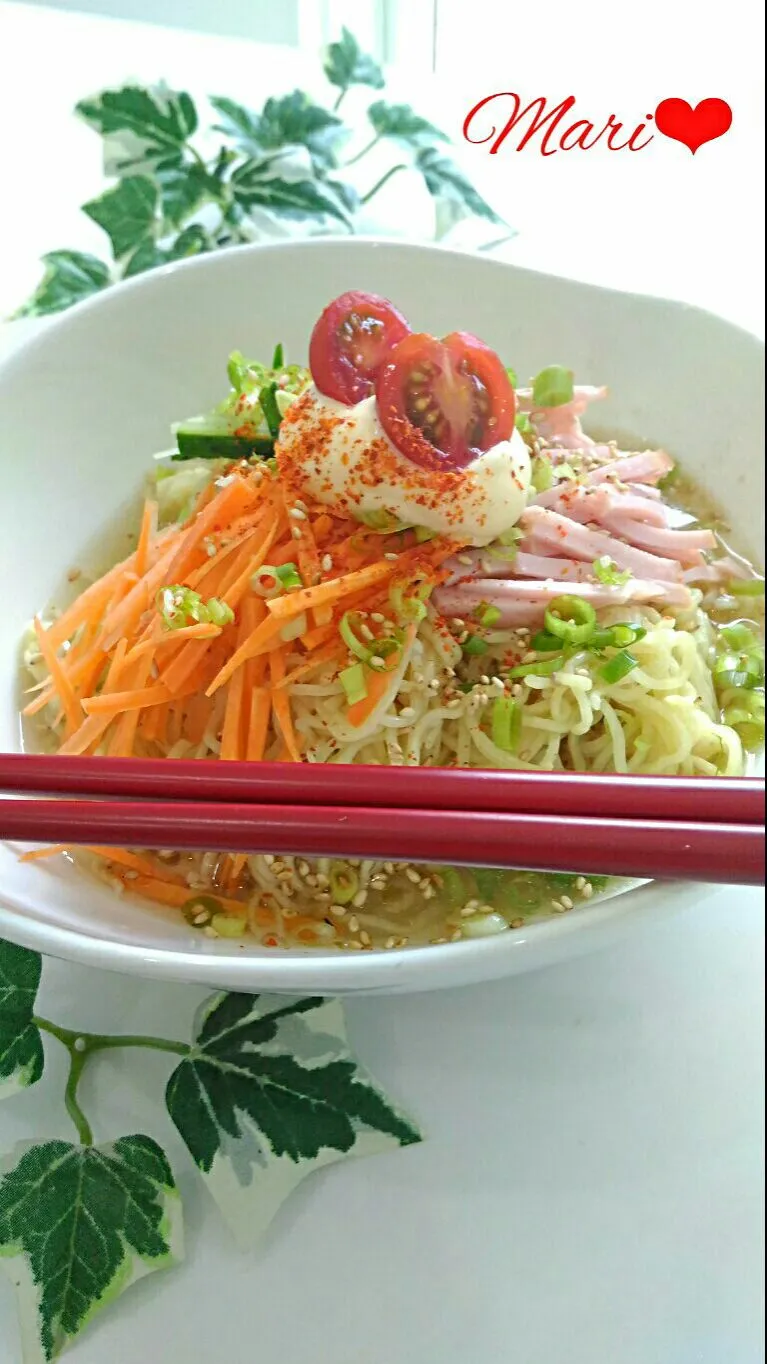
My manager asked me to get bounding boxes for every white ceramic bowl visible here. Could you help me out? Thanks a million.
[0,240,763,993]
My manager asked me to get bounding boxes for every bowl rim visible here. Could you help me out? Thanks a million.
[0,237,761,986]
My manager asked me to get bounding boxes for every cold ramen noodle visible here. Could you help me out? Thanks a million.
[21,292,765,950]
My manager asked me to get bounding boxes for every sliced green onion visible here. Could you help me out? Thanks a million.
[462,634,489,656]
[477,602,502,627]
[532,364,574,408]
[157,585,206,630]
[340,611,372,662]
[554,461,577,483]
[611,624,644,648]
[359,509,409,533]
[227,350,250,391]
[274,562,303,591]
[600,649,638,683]
[506,366,518,387]
[258,382,282,440]
[251,565,283,599]
[271,342,284,369]
[329,861,359,905]
[390,579,430,623]
[728,577,765,597]
[715,651,763,690]
[544,595,597,645]
[515,411,532,434]
[339,663,367,706]
[531,456,553,493]
[508,654,566,678]
[280,612,308,643]
[530,630,564,653]
[491,695,521,752]
[207,598,235,627]
[438,865,468,911]
[211,914,247,938]
[720,622,757,651]
[593,556,631,587]
[497,526,523,549]
[181,894,222,928]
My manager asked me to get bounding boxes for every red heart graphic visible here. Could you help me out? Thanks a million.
[654,97,732,153]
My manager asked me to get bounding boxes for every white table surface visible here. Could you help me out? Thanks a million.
[0,10,765,1360]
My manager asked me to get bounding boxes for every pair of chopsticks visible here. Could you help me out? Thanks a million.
[1,754,764,885]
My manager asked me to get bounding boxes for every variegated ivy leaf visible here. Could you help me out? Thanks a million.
[367,100,449,148]
[0,940,44,1099]
[416,146,504,224]
[323,27,385,97]
[14,251,111,318]
[166,993,421,1249]
[229,162,352,227]
[82,175,158,260]
[77,84,198,177]
[0,1135,183,1362]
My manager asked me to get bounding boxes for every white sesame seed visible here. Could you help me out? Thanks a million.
[359,931,372,946]
[289,507,307,520]
[491,676,505,691]
[561,895,574,910]
[406,868,421,884]
[575,876,586,889]
[550,899,566,913]
[330,904,347,917]
[581,881,594,898]
[457,555,473,566]
[321,554,333,573]
[292,526,303,540]
[371,612,385,624]
[385,936,398,949]
[451,618,466,629]
[384,552,398,561]
[352,890,368,908]
[399,706,416,720]
[348,914,360,932]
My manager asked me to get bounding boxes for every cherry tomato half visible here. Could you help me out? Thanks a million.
[309,291,412,405]
[375,331,516,470]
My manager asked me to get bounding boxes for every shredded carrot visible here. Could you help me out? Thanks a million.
[135,499,158,577]
[127,874,247,914]
[299,621,338,652]
[245,686,271,762]
[206,613,285,696]
[266,558,404,622]
[57,639,129,756]
[107,655,153,757]
[86,847,188,885]
[183,692,213,746]
[140,700,170,747]
[33,618,83,734]
[269,649,302,761]
[125,622,220,663]
[19,844,69,863]
[345,624,417,728]
[275,641,341,690]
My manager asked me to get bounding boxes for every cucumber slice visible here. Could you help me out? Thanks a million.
[172,431,274,462]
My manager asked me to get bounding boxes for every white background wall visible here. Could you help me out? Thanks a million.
[0,0,763,331]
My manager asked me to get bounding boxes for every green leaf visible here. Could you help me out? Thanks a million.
[76,84,198,173]
[0,940,43,1099]
[532,365,575,408]
[82,175,158,259]
[122,225,209,279]
[230,163,352,226]
[367,100,448,147]
[415,147,503,224]
[0,1135,183,1361]
[324,27,385,95]
[156,162,211,227]
[209,95,262,152]
[166,993,421,1247]
[259,91,344,169]
[15,251,111,318]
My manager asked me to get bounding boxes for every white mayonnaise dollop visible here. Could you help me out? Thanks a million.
[276,387,531,548]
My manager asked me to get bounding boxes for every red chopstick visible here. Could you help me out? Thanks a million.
[1,798,763,885]
[0,754,763,824]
